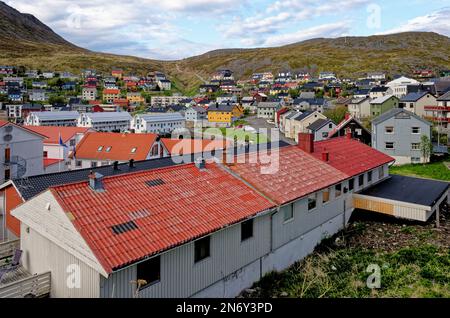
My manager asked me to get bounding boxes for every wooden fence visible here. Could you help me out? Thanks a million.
[0,272,51,298]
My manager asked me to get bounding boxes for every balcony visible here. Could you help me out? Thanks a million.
[0,240,51,298]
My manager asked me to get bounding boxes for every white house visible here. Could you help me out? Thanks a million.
[0,120,45,184]
[25,111,80,127]
[28,89,47,102]
[132,113,186,135]
[10,137,395,298]
[348,97,371,119]
[82,87,98,101]
[77,112,132,132]
[386,76,419,98]
[25,126,92,173]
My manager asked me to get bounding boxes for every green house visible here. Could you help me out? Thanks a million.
[370,95,399,117]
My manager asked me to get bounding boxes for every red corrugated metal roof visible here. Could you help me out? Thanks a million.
[51,163,275,273]
[227,145,349,205]
[312,137,395,176]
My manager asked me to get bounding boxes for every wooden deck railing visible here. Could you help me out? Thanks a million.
[0,239,20,261]
[0,272,51,298]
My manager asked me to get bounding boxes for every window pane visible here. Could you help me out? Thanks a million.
[194,237,210,263]
[283,204,294,222]
[241,219,254,241]
[368,171,373,182]
[359,175,364,187]
[308,194,317,211]
[335,184,342,197]
[349,179,354,191]
[323,189,330,204]
[136,256,160,289]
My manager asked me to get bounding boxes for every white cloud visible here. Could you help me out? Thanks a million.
[380,7,450,36]
[263,22,351,47]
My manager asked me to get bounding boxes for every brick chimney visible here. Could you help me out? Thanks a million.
[322,151,330,162]
[298,133,314,153]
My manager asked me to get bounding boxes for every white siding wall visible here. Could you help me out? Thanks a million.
[20,223,100,298]
[100,215,272,298]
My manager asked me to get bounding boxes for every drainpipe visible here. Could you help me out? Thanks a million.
[270,207,280,253]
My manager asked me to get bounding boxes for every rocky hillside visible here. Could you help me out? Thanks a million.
[1,1,450,93]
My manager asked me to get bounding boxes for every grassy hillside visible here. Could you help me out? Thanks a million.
[243,213,450,298]
[1,2,450,93]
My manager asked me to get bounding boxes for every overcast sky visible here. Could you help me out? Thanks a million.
[6,0,450,60]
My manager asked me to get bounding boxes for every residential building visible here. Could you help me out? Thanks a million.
[70,132,160,169]
[306,119,336,141]
[293,98,328,113]
[207,104,235,125]
[158,79,172,91]
[160,138,229,159]
[386,76,419,98]
[126,92,145,105]
[424,91,450,131]
[28,89,47,102]
[151,96,187,108]
[399,91,437,117]
[111,69,123,79]
[103,89,121,104]
[257,102,281,120]
[7,88,22,102]
[132,113,186,134]
[77,112,132,132]
[369,95,399,117]
[328,114,372,145]
[367,72,386,81]
[372,108,432,165]
[25,111,80,127]
[25,126,91,173]
[319,72,337,81]
[369,86,392,99]
[82,87,97,101]
[185,106,207,122]
[9,137,394,297]
[0,120,45,185]
[348,97,371,119]
[291,111,328,143]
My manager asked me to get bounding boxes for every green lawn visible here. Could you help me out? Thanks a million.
[390,161,450,181]
[204,128,269,144]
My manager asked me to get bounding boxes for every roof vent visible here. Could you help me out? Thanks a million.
[195,158,206,170]
[113,161,119,171]
[88,171,104,192]
[129,159,135,168]
[111,221,138,235]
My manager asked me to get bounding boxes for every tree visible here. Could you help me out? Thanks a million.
[324,106,348,124]
[420,135,433,165]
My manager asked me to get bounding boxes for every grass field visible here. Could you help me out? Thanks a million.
[390,160,450,181]
[203,127,270,145]
[243,215,450,298]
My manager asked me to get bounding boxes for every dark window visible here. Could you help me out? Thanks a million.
[43,151,48,158]
[194,236,210,263]
[308,194,317,211]
[136,256,160,289]
[5,148,10,163]
[5,169,10,181]
[349,179,354,191]
[335,184,342,197]
[358,175,364,187]
[241,219,254,241]
[368,171,373,183]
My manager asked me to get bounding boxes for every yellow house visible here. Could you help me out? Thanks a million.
[127,92,145,105]
[103,89,121,104]
[232,104,244,118]
[208,105,233,124]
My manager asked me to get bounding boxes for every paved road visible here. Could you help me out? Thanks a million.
[245,116,296,145]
